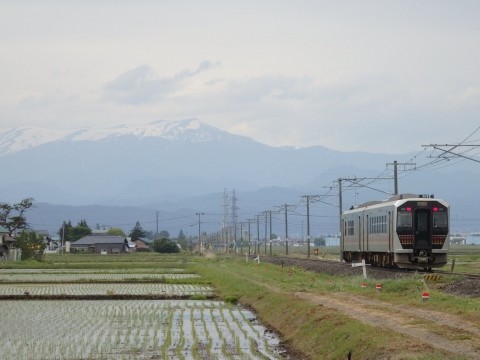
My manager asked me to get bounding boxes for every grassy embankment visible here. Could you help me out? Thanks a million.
[193,254,480,360]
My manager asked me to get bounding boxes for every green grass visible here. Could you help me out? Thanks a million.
[0,253,192,270]
[443,245,480,273]
[192,256,474,359]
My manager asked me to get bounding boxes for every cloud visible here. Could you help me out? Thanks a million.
[223,75,313,103]
[104,62,219,105]
[445,86,480,107]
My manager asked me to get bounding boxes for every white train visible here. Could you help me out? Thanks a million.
[341,194,449,269]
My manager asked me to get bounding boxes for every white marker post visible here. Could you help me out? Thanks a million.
[352,259,370,278]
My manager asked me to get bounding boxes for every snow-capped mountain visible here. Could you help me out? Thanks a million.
[0,118,390,204]
[0,119,235,157]
[1,119,479,236]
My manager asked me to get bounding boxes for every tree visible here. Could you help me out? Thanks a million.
[106,227,126,237]
[58,220,91,242]
[177,229,186,240]
[16,231,46,261]
[144,230,155,239]
[58,221,73,243]
[70,219,92,241]
[176,229,187,250]
[0,198,34,235]
[159,230,170,238]
[152,238,180,253]
[313,236,326,246]
[129,221,146,240]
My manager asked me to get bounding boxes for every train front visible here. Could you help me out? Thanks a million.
[394,197,449,269]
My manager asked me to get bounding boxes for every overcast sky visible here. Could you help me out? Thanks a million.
[1,0,479,153]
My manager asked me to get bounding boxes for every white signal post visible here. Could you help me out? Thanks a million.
[352,259,370,278]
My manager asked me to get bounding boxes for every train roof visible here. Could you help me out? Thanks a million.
[347,193,445,212]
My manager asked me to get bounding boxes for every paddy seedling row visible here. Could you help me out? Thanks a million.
[0,300,284,359]
[0,283,212,296]
[0,273,200,282]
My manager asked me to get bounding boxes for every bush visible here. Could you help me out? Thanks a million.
[16,231,46,261]
[152,238,180,253]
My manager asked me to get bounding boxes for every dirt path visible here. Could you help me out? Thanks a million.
[295,291,480,359]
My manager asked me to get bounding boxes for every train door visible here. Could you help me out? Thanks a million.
[414,208,431,249]
[363,214,367,251]
[388,211,392,252]
[340,218,344,253]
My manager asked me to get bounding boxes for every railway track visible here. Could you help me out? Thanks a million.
[434,268,480,279]
[251,255,480,297]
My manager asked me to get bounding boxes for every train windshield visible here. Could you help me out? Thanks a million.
[397,212,412,227]
[433,212,448,227]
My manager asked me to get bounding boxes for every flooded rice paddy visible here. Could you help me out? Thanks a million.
[0,300,284,359]
[0,267,287,359]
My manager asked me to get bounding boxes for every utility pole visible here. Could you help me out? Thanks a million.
[231,189,238,253]
[338,179,343,236]
[248,218,252,255]
[196,212,205,254]
[302,195,319,258]
[284,205,288,255]
[239,222,244,254]
[223,189,229,253]
[256,214,261,255]
[156,211,159,236]
[279,204,296,255]
[386,161,416,195]
[336,176,392,232]
[264,211,268,255]
[269,210,273,256]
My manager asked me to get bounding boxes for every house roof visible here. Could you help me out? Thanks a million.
[136,237,153,244]
[72,235,126,246]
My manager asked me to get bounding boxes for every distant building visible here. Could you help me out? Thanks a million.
[133,238,153,252]
[0,225,20,260]
[71,235,130,254]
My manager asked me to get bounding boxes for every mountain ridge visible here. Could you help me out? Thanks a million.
[1,119,478,236]
[0,119,255,157]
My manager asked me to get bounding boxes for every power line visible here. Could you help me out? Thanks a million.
[422,126,480,165]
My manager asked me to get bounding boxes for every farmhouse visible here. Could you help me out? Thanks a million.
[0,225,15,247]
[133,237,153,252]
[0,226,22,260]
[71,235,131,254]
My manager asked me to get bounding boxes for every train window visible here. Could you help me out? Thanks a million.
[369,215,387,234]
[347,220,355,235]
[397,212,412,227]
[433,213,448,227]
